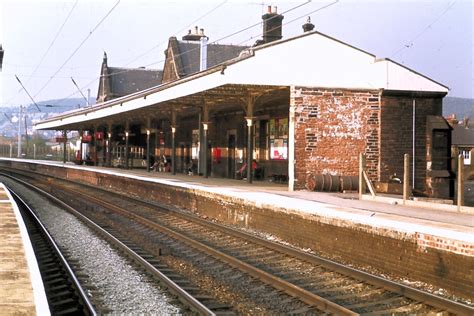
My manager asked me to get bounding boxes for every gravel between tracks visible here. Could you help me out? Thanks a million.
[4,178,182,315]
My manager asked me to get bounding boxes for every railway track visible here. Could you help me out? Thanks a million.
[7,188,96,316]
[3,174,219,315]
[3,170,473,315]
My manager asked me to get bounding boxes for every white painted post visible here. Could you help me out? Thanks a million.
[457,154,464,211]
[33,144,36,159]
[9,144,12,158]
[359,153,366,200]
[403,153,410,204]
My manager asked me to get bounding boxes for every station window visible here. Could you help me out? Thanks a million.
[460,149,472,166]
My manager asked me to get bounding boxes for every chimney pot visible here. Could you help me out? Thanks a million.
[302,16,315,32]
[273,6,277,13]
[194,26,199,34]
[200,28,205,36]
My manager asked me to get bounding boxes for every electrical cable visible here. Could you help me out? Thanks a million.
[391,0,457,58]
[32,0,121,100]
[81,0,313,82]
[27,0,79,85]
[122,0,229,67]
[3,1,78,107]
[46,0,329,107]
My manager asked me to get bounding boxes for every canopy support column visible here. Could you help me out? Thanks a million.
[202,102,210,178]
[107,122,112,167]
[125,121,130,169]
[245,95,255,184]
[171,111,177,175]
[146,118,151,172]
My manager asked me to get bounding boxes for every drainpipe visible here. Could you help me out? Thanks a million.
[412,98,416,188]
[146,129,151,172]
[246,117,254,183]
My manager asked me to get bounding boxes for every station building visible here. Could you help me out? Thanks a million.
[34,8,451,198]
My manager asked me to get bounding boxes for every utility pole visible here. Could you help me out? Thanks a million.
[17,106,22,158]
[24,111,29,157]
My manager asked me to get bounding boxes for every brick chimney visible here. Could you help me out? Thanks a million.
[261,6,284,44]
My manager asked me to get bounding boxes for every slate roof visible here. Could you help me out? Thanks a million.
[452,125,474,146]
[176,41,248,76]
[107,67,163,97]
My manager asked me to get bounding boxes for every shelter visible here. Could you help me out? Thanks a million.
[34,7,452,198]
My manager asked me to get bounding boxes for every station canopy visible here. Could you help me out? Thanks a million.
[35,31,449,131]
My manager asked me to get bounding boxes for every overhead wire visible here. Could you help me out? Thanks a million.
[80,0,313,82]
[391,0,457,58]
[3,0,78,107]
[27,0,79,85]
[47,0,230,107]
[32,0,121,100]
[122,0,229,67]
[48,0,332,108]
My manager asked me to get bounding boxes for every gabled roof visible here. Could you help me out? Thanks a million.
[107,67,163,97]
[452,125,474,146]
[35,30,449,130]
[176,41,248,77]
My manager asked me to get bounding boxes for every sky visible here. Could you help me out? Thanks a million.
[0,0,472,110]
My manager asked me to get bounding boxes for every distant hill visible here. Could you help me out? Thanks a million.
[443,96,474,120]
[0,97,95,138]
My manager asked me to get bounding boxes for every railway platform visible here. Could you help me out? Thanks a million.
[0,182,49,315]
[0,158,473,300]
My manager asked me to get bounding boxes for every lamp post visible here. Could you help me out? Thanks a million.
[11,106,23,158]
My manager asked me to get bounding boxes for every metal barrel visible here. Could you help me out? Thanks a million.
[306,174,341,192]
[340,175,359,191]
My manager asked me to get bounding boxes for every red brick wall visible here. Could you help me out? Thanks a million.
[291,87,381,190]
[380,96,443,191]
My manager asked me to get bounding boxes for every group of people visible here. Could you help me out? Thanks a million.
[142,155,170,172]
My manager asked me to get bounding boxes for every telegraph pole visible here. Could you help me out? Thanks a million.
[17,106,22,158]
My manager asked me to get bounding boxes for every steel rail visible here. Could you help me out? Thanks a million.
[67,176,472,316]
[7,187,97,316]
[170,207,474,316]
[61,179,474,316]
[2,174,215,316]
[61,184,359,315]
[4,169,473,315]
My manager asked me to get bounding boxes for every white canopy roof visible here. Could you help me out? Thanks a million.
[35,30,448,130]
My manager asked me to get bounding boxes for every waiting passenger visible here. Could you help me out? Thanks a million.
[236,160,258,179]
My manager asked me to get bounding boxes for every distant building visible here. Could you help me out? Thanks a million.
[450,118,474,179]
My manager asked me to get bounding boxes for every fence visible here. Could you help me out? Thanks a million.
[0,144,73,161]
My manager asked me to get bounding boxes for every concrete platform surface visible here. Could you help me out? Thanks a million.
[0,182,49,315]
[3,159,472,247]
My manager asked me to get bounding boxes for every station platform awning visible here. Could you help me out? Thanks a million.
[34,30,449,131]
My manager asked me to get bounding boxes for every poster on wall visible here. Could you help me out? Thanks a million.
[270,138,288,160]
[192,129,199,159]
